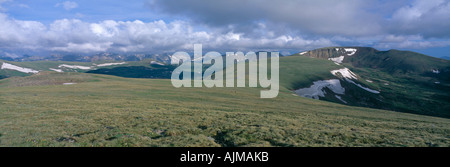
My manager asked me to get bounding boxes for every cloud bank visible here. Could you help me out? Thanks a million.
[0,13,334,54]
[0,0,449,56]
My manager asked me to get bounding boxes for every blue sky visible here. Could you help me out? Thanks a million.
[3,0,163,23]
[0,0,449,58]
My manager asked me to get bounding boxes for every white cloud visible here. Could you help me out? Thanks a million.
[51,42,113,53]
[1,0,450,55]
[55,1,78,11]
[90,20,119,37]
[150,0,450,46]
[389,0,450,37]
[0,13,335,54]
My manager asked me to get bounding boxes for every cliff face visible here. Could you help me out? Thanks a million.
[303,48,339,59]
[299,47,378,60]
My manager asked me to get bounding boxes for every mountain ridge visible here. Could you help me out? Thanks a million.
[297,47,449,74]
[291,47,450,118]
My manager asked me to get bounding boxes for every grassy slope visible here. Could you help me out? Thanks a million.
[279,56,340,90]
[296,48,450,118]
[4,54,449,118]
[344,49,450,118]
[347,49,449,74]
[0,71,449,147]
[347,65,450,118]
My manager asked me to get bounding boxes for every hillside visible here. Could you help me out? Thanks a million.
[0,72,449,147]
[293,47,450,118]
[3,49,449,118]
[299,47,450,76]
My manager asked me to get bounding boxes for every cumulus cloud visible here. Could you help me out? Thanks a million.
[55,1,78,11]
[1,0,450,56]
[0,13,333,54]
[0,13,47,49]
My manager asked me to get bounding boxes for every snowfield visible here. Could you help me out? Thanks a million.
[1,62,39,74]
[329,56,345,64]
[331,68,380,94]
[151,61,165,66]
[344,48,357,56]
[335,95,347,104]
[96,62,126,67]
[345,79,380,94]
[331,68,358,80]
[295,79,345,99]
[58,64,92,70]
[299,51,308,55]
[295,66,381,103]
[49,68,63,73]
[295,77,379,102]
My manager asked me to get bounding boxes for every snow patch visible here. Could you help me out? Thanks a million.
[345,79,380,94]
[1,62,39,74]
[335,95,347,104]
[295,79,345,99]
[335,48,340,51]
[58,64,92,70]
[96,62,126,67]
[299,51,308,55]
[432,69,440,74]
[328,56,345,64]
[344,48,357,56]
[151,61,165,66]
[63,83,77,85]
[331,68,380,94]
[366,80,373,83]
[331,68,358,80]
[49,68,63,73]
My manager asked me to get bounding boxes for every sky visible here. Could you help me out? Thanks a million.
[0,0,449,58]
